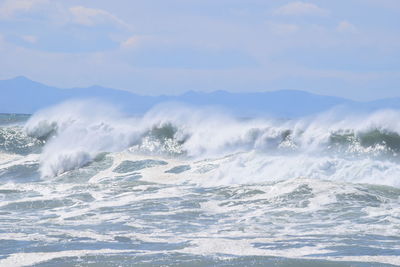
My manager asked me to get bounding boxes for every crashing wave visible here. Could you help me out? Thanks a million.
[9,100,400,184]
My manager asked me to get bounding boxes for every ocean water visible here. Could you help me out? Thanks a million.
[0,101,400,266]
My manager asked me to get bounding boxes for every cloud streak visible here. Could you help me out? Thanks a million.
[336,21,357,33]
[274,1,329,16]
[69,6,128,28]
[0,0,47,19]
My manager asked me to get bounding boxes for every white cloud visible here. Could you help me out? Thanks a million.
[336,20,357,33]
[0,1,130,30]
[21,35,38,44]
[69,6,127,27]
[120,35,155,49]
[121,36,142,48]
[274,1,328,16]
[0,0,47,19]
[268,22,299,35]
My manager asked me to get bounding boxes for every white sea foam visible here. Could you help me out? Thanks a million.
[0,249,135,267]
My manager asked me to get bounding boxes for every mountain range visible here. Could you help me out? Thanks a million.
[1,76,399,117]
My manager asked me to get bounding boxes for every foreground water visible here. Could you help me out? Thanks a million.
[0,103,400,266]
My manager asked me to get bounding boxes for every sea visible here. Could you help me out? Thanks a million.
[0,100,399,266]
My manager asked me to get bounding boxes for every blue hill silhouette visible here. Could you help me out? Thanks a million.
[1,76,399,117]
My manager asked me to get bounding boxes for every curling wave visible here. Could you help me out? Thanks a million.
[5,100,398,186]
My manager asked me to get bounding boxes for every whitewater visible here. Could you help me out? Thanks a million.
[0,100,400,266]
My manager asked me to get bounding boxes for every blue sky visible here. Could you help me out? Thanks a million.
[0,0,399,100]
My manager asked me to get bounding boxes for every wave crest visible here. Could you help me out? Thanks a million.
[21,101,400,180]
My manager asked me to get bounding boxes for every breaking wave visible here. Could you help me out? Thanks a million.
[0,100,399,186]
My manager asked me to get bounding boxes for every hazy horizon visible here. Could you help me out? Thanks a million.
[0,74,398,102]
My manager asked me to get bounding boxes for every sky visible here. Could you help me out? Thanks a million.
[0,0,399,100]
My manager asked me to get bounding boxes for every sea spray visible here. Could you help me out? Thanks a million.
[20,100,400,182]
